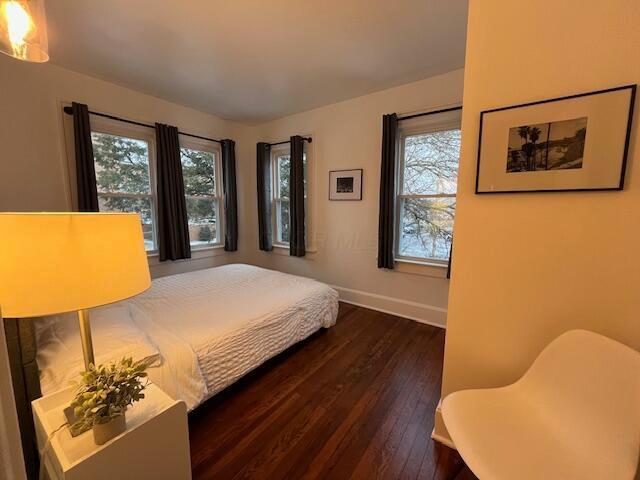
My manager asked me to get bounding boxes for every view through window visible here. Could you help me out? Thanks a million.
[91,131,156,251]
[396,127,461,262]
[180,146,222,248]
[272,149,307,245]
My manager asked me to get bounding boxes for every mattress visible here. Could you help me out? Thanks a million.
[126,264,339,410]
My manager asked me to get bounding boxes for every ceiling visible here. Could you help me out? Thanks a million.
[45,1,468,124]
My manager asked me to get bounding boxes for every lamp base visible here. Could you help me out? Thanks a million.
[65,309,94,437]
[77,309,95,370]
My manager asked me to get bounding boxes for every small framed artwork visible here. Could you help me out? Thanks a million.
[476,85,636,193]
[329,169,363,200]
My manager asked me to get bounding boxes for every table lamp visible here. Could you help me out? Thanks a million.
[0,212,151,371]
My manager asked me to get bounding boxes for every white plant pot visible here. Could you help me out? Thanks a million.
[92,413,126,445]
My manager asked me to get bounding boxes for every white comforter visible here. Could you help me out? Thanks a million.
[126,264,338,410]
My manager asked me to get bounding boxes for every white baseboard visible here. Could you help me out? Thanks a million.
[431,399,456,449]
[330,285,447,329]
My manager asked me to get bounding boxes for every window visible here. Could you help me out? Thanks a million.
[179,139,223,249]
[396,115,461,264]
[91,130,157,251]
[80,114,227,256]
[271,144,307,246]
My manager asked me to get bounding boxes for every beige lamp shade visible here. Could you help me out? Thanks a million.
[0,0,49,62]
[0,213,151,318]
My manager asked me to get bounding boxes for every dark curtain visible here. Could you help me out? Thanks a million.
[155,123,191,261]
[446,241,453,279]
[377,113,398,269]
[221,139,238,252]
[256,142,273,251]
[71,102,99,212]
[4,318,41,480]
[289,135,306,257]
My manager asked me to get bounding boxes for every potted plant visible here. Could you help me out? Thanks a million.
[70,357,149,445]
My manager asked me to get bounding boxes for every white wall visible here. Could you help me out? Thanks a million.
[238,69,465,327]
[0,54,244,277]
[434,0,640,442]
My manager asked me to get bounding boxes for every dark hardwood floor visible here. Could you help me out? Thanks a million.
[189,302,477,480]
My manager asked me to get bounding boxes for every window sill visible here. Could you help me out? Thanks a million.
[147,244,227,264]
[191,244,226,254]
[394,258,449,279]
[270,244,318,255]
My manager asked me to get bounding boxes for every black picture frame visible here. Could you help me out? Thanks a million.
[475,84,636,194]
[329,169,363,201]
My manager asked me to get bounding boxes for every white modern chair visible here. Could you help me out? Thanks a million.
[442,330,640,480]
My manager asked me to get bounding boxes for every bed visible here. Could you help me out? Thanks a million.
[33,263,339,410]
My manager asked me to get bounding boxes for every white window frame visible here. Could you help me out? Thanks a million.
[394,111,462,266]
[271,144,292,247]
[179,136,224,250]
[89,116,159,254]
[270,142,311,249]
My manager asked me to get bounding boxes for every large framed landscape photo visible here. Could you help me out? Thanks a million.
[476,85,636,193]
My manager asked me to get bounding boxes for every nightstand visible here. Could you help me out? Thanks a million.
[32,383,191,480]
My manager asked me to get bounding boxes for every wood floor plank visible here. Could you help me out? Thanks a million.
[233,402,328,480]
[350,329,444,480]
[300,319,423,479]
[236,312,407,480]
[189,303,474,480]
[193,392,302,478]
[190,303,374,470]
[429,444,470,480]
[455,467,480,480]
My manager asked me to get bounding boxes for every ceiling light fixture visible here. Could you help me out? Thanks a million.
[0,0,48,62]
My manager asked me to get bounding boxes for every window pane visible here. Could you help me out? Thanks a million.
[186,197,218,247]
[277,153,308,199]
[98,195,155,251]
[274,150,306,245]
[180,148,216,196]
[303,153,307,197]
[277,199,290,244]
[399,197,455,261]
[277,155,290,198]
[92,132,151,194]
[402,129,461,195]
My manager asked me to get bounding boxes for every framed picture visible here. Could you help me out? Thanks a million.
[329,169,363,200]
[476,85,636,193]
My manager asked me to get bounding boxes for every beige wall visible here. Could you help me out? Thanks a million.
[238,69,465,327]
[0,55,243,277]
[435,0,640,442]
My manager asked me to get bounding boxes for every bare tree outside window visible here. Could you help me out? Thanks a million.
[397,128,460,261]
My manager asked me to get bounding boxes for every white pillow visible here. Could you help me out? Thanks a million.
[35,304,161,395]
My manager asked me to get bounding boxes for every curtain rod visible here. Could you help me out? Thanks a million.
[397,105,462,121]
[62,106,223,144]
[268,137,313,147]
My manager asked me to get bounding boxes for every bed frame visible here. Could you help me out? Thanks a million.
[4,317,41,480]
